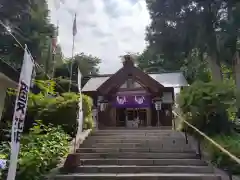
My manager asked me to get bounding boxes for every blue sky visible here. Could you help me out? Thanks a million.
[48,0,150,73]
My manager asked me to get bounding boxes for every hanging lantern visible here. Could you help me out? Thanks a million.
[154,101,162,111]
[98,100,108,112]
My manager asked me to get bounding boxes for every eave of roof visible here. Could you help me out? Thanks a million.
[83,70,184,78]
[82,71,188,92]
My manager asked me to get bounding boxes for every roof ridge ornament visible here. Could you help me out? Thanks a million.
[122,54,136,67]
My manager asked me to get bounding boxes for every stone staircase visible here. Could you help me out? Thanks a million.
[53,129,221,180]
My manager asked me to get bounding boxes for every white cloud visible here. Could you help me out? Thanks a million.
[48,0,150,73]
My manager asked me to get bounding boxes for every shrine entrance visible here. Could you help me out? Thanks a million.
[114,94,151,128]
[116,108,147,128]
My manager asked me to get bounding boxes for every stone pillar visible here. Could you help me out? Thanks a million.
[0,87,7,122]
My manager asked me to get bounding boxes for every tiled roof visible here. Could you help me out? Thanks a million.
[149,72,188,87]
[82,72,188,92]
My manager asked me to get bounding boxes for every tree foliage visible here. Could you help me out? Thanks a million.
[141,0,240,82]
[204,134,240,174]
[177,81,236,135]
[55,53,101,80]
[26,80,94,136]
[0,0,56,69]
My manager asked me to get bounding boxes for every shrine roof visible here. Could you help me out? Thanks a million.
[82,72,188,92]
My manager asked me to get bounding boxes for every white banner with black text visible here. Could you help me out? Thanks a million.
[7,47,34,180]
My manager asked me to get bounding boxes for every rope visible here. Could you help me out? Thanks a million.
[173,111,240,165]
[0,20,65,92]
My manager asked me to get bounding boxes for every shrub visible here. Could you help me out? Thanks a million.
[55,77,78,93]
[203,133,240,174]
[177,81,236,135]
[177,81,240,175]
[0,121,70,180]
[27,80,93,136]
[28,92,94,136]
[82,95,94,130]
[32,92,80,137]
[2,80,94,136]
[82,95,93,117]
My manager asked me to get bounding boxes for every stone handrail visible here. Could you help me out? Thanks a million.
[172,111,240,165]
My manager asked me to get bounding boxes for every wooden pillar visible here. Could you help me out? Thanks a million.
[146,108,151,126]
[110,107,116,126]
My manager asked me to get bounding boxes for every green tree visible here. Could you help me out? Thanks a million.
[0,0,55,69]
[144,0,240,82]
[180,49,211,84]
[73,53,101,76]
[137,49,169,73]
[55,52,101,80]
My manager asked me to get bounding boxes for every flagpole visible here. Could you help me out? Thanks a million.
[68,31,75,92]
[68,13,76,92]
[51,25,58,79]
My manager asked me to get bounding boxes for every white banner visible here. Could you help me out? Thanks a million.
[7,47,34,180]
[77,68,83,132]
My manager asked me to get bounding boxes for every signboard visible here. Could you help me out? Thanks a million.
[7,47,34,180]
[113,95,150,108]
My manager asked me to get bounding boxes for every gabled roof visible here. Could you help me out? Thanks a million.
[96,56,165,95]
[82,72,188,92]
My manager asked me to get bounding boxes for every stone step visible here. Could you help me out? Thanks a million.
[80,143,191,150]
[94,128,172,132]
[84,139,187,144]
[91,133,176,136]
[76,148,194,153]
[90,133,181,137]
[90,133,175,137]
[87,137,183,141]
[73,165,213,174]
[53,173,221,180]
[79,159,207,166]
[78,152,198,159]
[80,141,191,149]
[91,132,178,136]
[98,127,172,130]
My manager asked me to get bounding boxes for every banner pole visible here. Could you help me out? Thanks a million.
[7,46,34,180]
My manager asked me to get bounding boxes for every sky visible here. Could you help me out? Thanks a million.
[47,0,150,73]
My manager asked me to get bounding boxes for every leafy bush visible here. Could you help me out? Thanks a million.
[177,81,236,135]
[31,92,80,137]
[0,121,70,180]
[55,77,78,93]
[177,81,240,175]
[82,95,94,130]
[28,92,94,136]
[17,80,93,136]
[203,133,240,174]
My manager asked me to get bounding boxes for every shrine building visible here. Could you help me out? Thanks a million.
[82,55,188,129]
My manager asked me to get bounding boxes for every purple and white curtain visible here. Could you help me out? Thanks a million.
[113,95,150,108]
